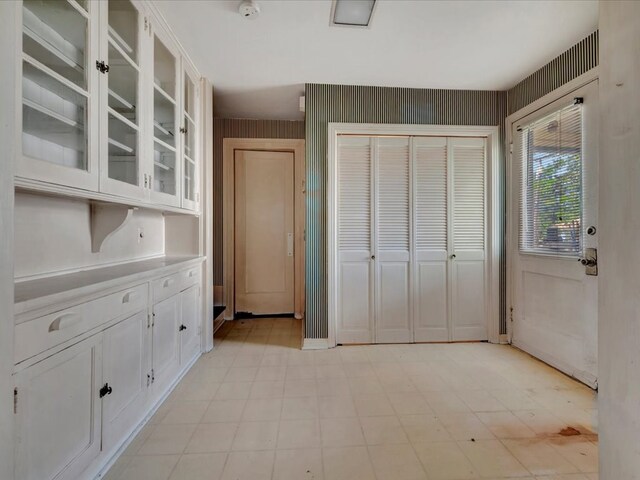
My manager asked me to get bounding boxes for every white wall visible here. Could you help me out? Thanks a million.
[14,192,165,279]
[598,1,640,477]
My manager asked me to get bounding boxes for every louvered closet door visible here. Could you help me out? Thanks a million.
[450,137,487,341]
[413,137,449,342]
[337,136,374,344]
[375,137,412,343]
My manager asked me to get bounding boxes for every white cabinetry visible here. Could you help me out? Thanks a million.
[180,285,201,366]
[151,293,180,395]
[16,0,201,213]
[14,334,103,480]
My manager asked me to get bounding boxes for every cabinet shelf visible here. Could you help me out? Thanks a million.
[153,120,174,137]
[108,89,135,111]
[108,137,133,154]
[154,82,175,105]
[154,161,171,171]
[108,25,134,56]
[23,99,85,151]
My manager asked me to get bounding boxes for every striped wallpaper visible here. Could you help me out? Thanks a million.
[304,84,508,339]
[507,31,599,115]
[212,118,305,285]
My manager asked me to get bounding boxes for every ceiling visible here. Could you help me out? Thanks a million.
[155,0,598,121]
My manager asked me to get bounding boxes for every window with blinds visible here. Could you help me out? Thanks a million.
[519,102,583,256]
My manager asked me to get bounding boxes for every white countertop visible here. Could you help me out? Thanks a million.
[15,255,204,317]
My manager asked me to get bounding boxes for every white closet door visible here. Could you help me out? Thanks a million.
[450,137,487,341]
[375,137,412,343]
[413,137,449,342]
[337,136,373,344]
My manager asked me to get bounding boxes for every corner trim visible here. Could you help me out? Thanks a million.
[302,338,330,350]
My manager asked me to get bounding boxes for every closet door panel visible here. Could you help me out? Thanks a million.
[375,137,411,343]
[413,137,449,341]
[450,137,487,341]
[337,136,373,344]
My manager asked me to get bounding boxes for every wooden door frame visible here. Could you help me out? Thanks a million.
[223,138,305,321]
[327,123,501,348]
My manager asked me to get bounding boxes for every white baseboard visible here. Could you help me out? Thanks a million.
[302,338,330,350]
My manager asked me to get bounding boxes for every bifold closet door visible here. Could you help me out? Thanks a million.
[375,137,412,343]
[413,137,449,342]
[337,136,374,344]
[450,137,487,341]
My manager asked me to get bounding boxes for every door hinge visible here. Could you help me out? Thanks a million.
[303,229,306,242]
[510,306,514,322]
[144,17,148,31]
[99,383,113,398]
[13,388,17,414]
[151,369,155,384]
[179,127,187,134]
[147,373,151,387]
[509,142,513,155]
[95,60,110,74]
[147,313,151,328]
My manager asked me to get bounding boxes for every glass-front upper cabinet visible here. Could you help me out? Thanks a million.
[19,0,100,191]
[99,0,146,199]
[181,63,200,211]
[150,23,180,207]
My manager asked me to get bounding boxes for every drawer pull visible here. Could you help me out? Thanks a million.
[122,291,139,304]
[188,270,196,278]
[163,279,175,288]
[48,312,82,332]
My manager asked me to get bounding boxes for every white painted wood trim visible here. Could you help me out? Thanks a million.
[327,123,501,348]
[201,78,214,352]
[505,68,599,341]
[302,338,330,350]
[223,138,306,321]
[0,2,17,476]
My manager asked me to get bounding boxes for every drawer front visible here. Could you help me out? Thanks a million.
[14,284,148,364]
[152,272,183,304]
[181,266,201,289]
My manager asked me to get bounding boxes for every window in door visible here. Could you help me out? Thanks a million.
[519,101,583,256]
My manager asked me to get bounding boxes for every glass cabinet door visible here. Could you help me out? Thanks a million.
[20,0,98,190]
[181,66,199,210]
[103,0,144,197]
[151,27,180,206]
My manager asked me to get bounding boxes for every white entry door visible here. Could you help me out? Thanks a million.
[510,81,599,387]
[235,150,295,315]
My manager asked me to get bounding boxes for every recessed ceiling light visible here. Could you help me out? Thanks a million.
[330,0,377,28]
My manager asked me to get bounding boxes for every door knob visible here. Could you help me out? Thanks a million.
[371,255,375,260]
[579,258,596,267]
[450,254,456,259]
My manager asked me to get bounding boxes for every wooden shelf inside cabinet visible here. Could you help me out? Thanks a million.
[90,203,136,253]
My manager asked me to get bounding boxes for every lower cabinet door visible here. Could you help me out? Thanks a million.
[152,294,180,395]
[180,285,201,366]
[102,310,150,453]
[14,335,103,480]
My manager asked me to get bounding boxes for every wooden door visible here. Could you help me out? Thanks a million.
[102,310,149,454]
[14,335,102,480]
[375,137,412,343]
[234,149,295,315]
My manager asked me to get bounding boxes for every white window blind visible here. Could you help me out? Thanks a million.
[452,138,485,251]
[338,137,371,251]
[377,138,410,251]
[519,102,583,256]
[414,138,447,251]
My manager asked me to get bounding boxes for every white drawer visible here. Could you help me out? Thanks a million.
[181,266,201,288]
[14,283,148,364]
[151,272,182,303]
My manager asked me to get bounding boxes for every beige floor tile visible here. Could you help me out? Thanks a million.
[322,446,376,480]
[476,411,537,439]
[169,453,227,480]
[360,415,409,445]
[261,354,289,367]
[161,401,210,425]
[368,444,427,479]
[224,366,258,382]
[284,378,317,397]
[399,414,452,443]
[388,392,433,415]
[318,395,357,418]
[215,382,253,400]
[320,417,365,447]
[458,389,508,412]
[281,396,319,419]
[118,455,180,480]
[121,423,156,456]
[491,389,542,411]
[101,454,132,480]
[202,399,247,423]
[423,391,471,414]
[221,450,275,480]
[250,380,285,399]
[547,437,599,473]
[348,376,385,395]
[273,448,324,480]
[240,397,282,421]
[353,393,395,416]
[413,441,478,480]
[256,365,288,381]
[174,380,221,401]
[316,364,347,379]
[138,423,197,455]
[317,377,352,397]
[286,365,316,379]
[232,421,279,451]
[277,419,321,449]
[513,409,568,436]
[343,362,377,378]
[503,438,579,476]
[437,413,496,441]
[458,439,530,478]
[185,422,238,453]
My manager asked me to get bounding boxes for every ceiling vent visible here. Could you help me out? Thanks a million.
[330,0,377,28]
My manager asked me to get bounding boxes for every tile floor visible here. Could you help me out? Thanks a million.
[104,317,599,480]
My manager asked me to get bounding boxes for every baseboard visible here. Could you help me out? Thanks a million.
[302,338,330,350]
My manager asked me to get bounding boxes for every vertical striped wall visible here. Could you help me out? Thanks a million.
[304,84,508,339]
[212,118,305,285]
[507,31,599,115]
